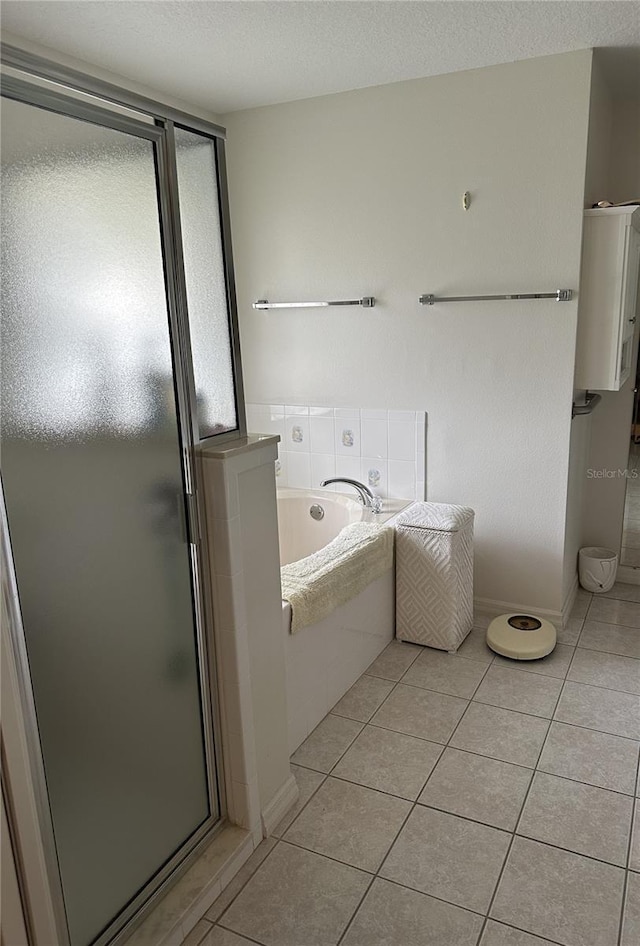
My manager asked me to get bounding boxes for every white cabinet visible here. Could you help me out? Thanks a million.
[575,206,640,391]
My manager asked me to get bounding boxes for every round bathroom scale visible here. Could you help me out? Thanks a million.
[486,613,557,660]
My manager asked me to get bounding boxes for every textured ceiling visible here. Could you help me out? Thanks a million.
[2,1,640,114]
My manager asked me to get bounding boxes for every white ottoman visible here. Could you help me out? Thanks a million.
[395,502,474,651]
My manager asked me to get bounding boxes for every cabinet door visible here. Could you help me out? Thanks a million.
[616,226,640,389]
[622,226,640,342]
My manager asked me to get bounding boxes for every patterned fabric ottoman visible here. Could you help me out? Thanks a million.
[395,502,474,651]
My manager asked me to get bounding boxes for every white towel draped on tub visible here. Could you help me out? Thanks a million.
[281,522,394,633]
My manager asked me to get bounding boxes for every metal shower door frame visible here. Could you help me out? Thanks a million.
[0,68,231,946]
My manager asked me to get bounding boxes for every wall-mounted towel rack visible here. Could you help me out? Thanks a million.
[419,289,573,305]
[572,391,602,418]
[253,296,376,310]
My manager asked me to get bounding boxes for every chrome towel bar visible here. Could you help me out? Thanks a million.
[419,289,573,305]
[253,297,376,310]
[572,391,602,418]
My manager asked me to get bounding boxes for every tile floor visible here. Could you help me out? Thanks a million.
[184,583,640,946]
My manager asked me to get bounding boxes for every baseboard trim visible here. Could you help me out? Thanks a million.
[261,774,299,838]
[561,574,579,628]
[474,596,563,627]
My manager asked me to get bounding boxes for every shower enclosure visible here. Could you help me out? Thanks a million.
[1,46,244,946]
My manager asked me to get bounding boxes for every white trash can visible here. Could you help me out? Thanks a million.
[578,547,618,594]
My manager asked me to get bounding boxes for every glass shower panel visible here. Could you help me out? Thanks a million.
[1,97,211,946]
[174,127,238,438]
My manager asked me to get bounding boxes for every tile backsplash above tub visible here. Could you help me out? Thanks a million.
[245,404,427,501]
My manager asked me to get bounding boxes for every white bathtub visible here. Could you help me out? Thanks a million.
[278,487,411,753]
[278,487,365,564]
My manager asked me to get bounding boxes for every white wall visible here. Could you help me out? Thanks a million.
[580,75,640,558]
[224,51,593,616]
[609,99,640,203]
[563,56,613,602]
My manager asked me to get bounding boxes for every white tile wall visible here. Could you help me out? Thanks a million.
[246,404,427,501]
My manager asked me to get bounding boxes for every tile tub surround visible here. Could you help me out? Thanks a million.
[245,404,427,501]
[191,584,640,946]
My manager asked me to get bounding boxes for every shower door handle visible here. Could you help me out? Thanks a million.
[177,490,200,545]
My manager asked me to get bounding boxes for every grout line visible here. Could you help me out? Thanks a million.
[412,801,513,838]
[335,872,376,945]
[557,674,640,698]
[180,918,214,946]
[618,743,640,945]
[476,671,567,943]
[514,822,631,870]
[548,717,640,748]
[210,838,281,927]
[366,718,458,745]
[281,637,638,945]
[472,695,560,721]
[273,769,327,839]
[482,917,566,946]
[522,764,638,799]
[278,827,630,924]
[278,835,377,876]
[215,922,265,945]
[366,872,488,919]
[577,642,640,661]
[328,767,440,805]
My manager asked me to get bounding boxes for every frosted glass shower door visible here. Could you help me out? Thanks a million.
[1,95,214,946]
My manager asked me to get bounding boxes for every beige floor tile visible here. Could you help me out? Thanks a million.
[381,806,510,913]
[480,921,559,945]
[402,648,488,698]
[473,666,563,718]
[491,644,574,680]
[603,583,640,603]
[271,766,325,838]
[517,771,633,866]
[589,596,640,628]
[342,877,483,946]
[473,612,493,629]
[450,703,549,768]
[220,842,370,946]
[370,683,468,744]
[201,929,253,946]
[290,714,363,773]
[283,776,411,872]
[622,871,640,946]
[180,920,214,946]
[579,620,640,659]
[331,675,395,722]
[631,802,640,872]
[537,721,639,795]
[567,648,640,695]
[457,628,495,664]
[418,747,532,831]
[570,591,592,621]
[333,724,442,800]
[365,640,421,680]
[554,680,640,740]
[491,837,625,946]
[557,616,584,646]
[205,839,277,923]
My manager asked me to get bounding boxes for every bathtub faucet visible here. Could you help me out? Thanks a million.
[320,478,383,514]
